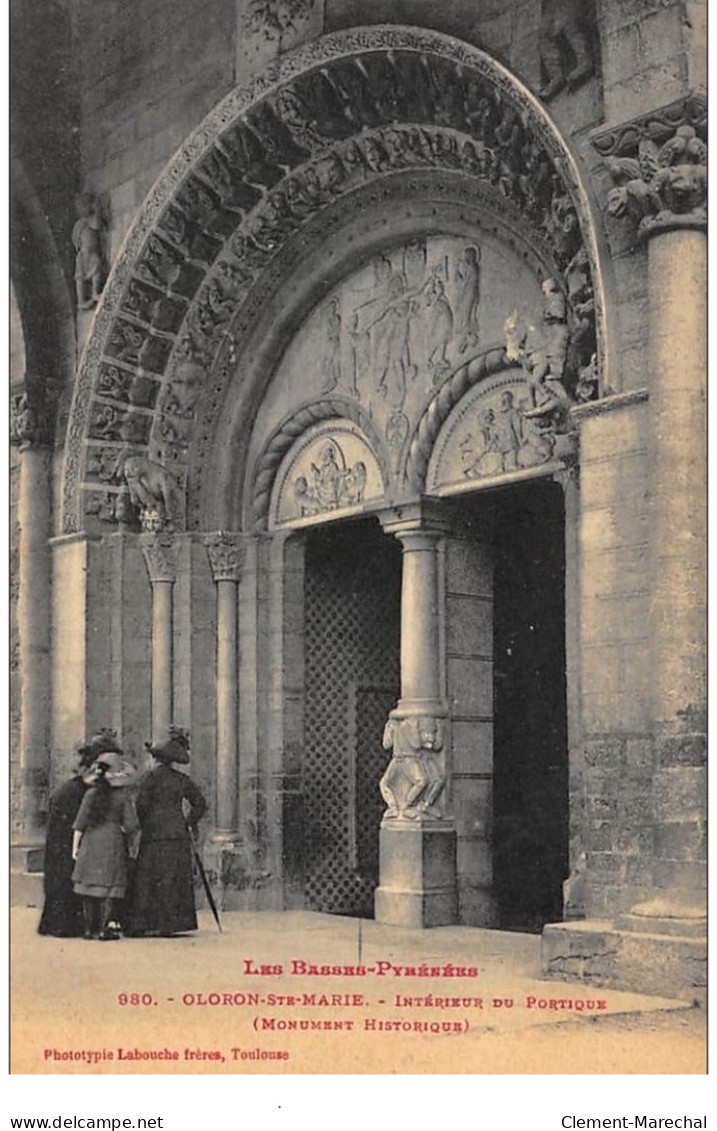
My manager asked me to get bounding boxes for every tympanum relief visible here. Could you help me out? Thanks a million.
[269,421,385,528]
[426,367,566,494]
[250,232,542,500]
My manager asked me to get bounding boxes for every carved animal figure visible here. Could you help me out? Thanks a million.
[115,453,183,531]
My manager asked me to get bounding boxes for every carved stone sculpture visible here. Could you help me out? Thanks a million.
[538,0,595,101]
[114,451,184,532]
[605,127,707,237]
[293,439,366,516]
[380,714,446,821]
[505,278,572,422]
[72,192,105,310]
[10,391,46,449]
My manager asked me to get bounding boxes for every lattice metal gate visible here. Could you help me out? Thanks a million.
[303,523,401,917]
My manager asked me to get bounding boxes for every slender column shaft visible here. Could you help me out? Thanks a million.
[215,578,239,834]
[140,534,179,745]
[17,446,52,844]
[204,532,245,843]
[647,230,707,732]
[151,581,174,742]
[399,531,443,708]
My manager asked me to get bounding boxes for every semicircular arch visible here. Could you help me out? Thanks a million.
[60,24,609,536]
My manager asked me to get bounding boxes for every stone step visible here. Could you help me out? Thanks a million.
[10,870,43,909]
[542,919,707,1004]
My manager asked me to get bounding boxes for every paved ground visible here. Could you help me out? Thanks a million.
[10,907,706,1075]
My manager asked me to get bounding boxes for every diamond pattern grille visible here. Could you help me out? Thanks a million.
[304,524,401,917]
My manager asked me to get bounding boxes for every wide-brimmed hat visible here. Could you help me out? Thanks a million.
[76,729,123,768]
[93,750,139,787]
[145,725,190,765]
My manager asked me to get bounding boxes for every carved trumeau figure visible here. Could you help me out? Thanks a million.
[380,715,446,821]
[538,0,595,101]
[72,192,105,310]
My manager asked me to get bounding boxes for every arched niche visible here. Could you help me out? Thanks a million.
[60,25,607,537]
[268,418,386,530]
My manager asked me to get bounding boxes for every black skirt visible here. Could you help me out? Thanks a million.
[128,838,198,935]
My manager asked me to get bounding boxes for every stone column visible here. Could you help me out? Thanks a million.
[600,110,708,933]
[11,401,52,866]
[140,533,179,743]
[204,533,245,842]
[202,532,249,905]
[375,502,457,927]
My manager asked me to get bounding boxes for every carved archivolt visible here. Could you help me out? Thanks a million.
[62,25,604,536]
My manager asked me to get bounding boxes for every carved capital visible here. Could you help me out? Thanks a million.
[139,532,180,584]
[379,500,452,541]
[593,95,707,241]
[204,531,246,583]
[10,384,53,450]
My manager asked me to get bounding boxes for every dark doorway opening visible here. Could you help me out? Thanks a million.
[492,479,569,932]
[302,518,401,917]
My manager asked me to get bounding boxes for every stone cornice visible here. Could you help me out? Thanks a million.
[570,387,648,421]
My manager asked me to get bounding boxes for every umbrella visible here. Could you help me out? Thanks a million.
[186,822,223,933]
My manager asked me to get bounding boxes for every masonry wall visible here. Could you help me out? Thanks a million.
[72,0,237,262]
[576,400,655,918]
[444,519,495,928]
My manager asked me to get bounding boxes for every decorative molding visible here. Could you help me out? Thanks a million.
[139,533,180,583]
[61,25,605,536]
[204,531,246,582]
[570,386,649,421]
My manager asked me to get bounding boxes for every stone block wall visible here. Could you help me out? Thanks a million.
[444,517,496,927]
[576,399,656,917]
[72,0,237,261]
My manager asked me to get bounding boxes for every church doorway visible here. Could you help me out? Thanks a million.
[302,517,402,917]
[490,479,569,932]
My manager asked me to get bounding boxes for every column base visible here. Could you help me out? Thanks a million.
[375,821,457,927]
[202,838,256,912]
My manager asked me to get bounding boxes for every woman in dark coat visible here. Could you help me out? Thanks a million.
[38,729,122,937]
[72,751,139,940]
[128,727,207,937]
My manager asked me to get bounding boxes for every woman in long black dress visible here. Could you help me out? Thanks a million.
[129,727,207,937]
[38,729,122,937]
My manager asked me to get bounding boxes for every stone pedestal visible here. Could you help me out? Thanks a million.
[375,823,457,927]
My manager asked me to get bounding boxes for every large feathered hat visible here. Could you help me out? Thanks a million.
[76,728,122,768]
[145,725,191,765]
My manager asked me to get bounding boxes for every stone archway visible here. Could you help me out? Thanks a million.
[60,24,607,540]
